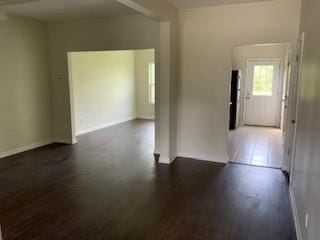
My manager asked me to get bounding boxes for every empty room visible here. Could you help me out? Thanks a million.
[68,49,155,148]
[0,0,320,240]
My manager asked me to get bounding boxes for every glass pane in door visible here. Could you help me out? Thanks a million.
[252,65,274,96]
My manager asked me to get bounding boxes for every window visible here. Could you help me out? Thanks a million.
[252,65,274,96]
[148,63,155,104]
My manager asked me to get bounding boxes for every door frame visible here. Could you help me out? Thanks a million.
[287,33,305,181]
[243,58,284,127]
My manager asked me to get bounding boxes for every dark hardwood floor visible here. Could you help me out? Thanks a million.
[0,120,296,240]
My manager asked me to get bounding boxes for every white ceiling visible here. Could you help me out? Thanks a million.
[0,0,137,21]
[165,0,276,9]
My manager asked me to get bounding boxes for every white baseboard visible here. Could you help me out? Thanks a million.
[136,115,155,120]
[76,117,136,136]
[54,138,78,144]
[177,152,228,164]
[0,139,54,159]
[290,184,303,240]
[159,154,177,164]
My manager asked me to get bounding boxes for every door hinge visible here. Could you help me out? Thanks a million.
[296,54,300,62]
[288,148,292,155]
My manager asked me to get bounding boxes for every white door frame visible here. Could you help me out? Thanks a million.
[288,33,305,181]
[243,58,284,127]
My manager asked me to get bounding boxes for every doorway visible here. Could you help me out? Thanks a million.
[244,60,282,127]
[229,43,292,168]
[67,49,156,156]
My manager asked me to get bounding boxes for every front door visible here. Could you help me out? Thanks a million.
[245,60,281,127]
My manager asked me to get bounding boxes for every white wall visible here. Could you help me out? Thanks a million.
[69,51,136,136]
[291,0,320,239]
[48,14,160,144]
[135,49,155,119]
[0,14,53,157]
[177,0,301,162]
[0,1,175,163]
[232,44,289,126]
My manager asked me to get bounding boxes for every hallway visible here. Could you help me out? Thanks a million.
[228,126,284,168]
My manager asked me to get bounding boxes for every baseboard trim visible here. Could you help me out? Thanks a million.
[290,184,303,240]
[159,154,177,164]
[177,152,228,164]
[136,115,155,120]
[76,117,136,136]
[54,138,78,145]
[0,139,54,159]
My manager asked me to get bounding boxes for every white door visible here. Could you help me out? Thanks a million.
[288,33,305,181]
[245,60,282,126]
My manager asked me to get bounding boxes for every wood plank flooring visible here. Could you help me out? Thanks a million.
[0,120,296,240]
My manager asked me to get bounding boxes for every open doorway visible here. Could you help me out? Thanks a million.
[228,43,292,168]
[67,49,156,156]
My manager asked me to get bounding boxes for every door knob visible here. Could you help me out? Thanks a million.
[291,120,296,124]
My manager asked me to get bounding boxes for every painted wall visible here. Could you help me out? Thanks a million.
[69,51,136,136]
[177,0,301,162]
[48,14,160,144]
[232,44,289,126]
[135,49,155,119]
[292,0,320,239]
[0,14,53,157]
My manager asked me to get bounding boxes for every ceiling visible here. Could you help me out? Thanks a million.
[0,0,137,21]
[164,0,276,9]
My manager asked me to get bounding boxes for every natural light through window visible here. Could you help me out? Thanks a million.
[148,63,155,104]
[252,65,274,96]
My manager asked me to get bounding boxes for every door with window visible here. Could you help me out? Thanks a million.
[245,60,282,126]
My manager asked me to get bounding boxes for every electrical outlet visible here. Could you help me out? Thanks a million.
[305,214,309,228]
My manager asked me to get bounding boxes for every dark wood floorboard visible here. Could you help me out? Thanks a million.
[0,120,296,240]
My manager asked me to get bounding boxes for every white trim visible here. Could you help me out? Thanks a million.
[159,154,177,164]
[0,139,54,159]
[75,117,136,136]
[54,138,78,144]
[289,33,305,183]
[177,152,228,164]
[136,115,155,120]
[290,184,302,240]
